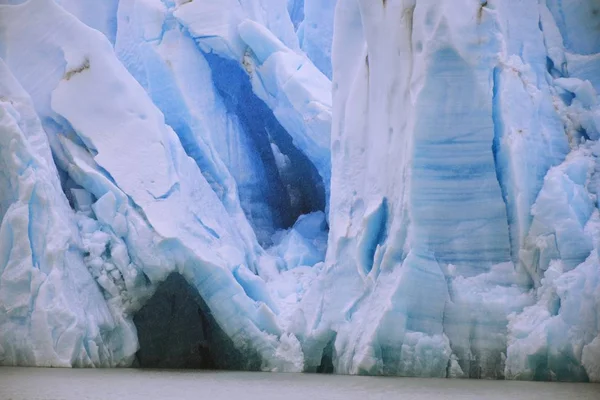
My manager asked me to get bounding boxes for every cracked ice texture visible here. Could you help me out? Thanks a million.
[0,0,306,371]
[114,0,286,246]
[0,60,137,366]
[175,2,332,205]
[293,0,600,381]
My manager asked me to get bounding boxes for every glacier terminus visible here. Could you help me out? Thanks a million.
[0,0,600,383]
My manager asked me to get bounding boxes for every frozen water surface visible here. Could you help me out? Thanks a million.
[0,368,599,400]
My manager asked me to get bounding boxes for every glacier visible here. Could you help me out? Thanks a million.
[0,0,599,383]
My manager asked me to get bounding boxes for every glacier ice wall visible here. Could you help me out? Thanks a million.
[0,0,314,371]
[293,0,600,381]
[0,0,599,383]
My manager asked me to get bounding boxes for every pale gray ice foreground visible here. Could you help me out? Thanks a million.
[1,368,599,400]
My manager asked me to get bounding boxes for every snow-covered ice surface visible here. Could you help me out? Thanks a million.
[0,0,599,383]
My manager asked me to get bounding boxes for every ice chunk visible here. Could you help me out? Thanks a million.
[445,263,534,378]
[555,78,598,108]
[520,149,596,284]
[506,251,600,381]
[0,59,136,367]
[268,212,328,271]
[331,250,451,377]
[566,53,600,93]
[70,188,94,216]
[174,0,299,61]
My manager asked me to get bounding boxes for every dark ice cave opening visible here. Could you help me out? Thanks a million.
[132,273,261,370]
[316,336,336,374]
[203,52,326,231]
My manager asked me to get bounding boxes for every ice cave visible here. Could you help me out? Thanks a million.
[0,0,600,383]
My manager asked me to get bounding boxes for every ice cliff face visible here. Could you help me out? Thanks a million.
[0,0,599,382]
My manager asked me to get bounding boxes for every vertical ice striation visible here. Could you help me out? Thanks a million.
[294,0,600,381]
[298,0,337,79]
[492,1,570,267]
[298,0,514,375]
[287,0,305,30]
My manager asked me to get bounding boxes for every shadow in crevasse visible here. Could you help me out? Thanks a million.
[132,273,261,371]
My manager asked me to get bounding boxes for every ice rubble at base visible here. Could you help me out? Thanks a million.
[0,0,599,382]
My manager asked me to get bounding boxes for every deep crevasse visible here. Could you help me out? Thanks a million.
[0,0,599,382]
